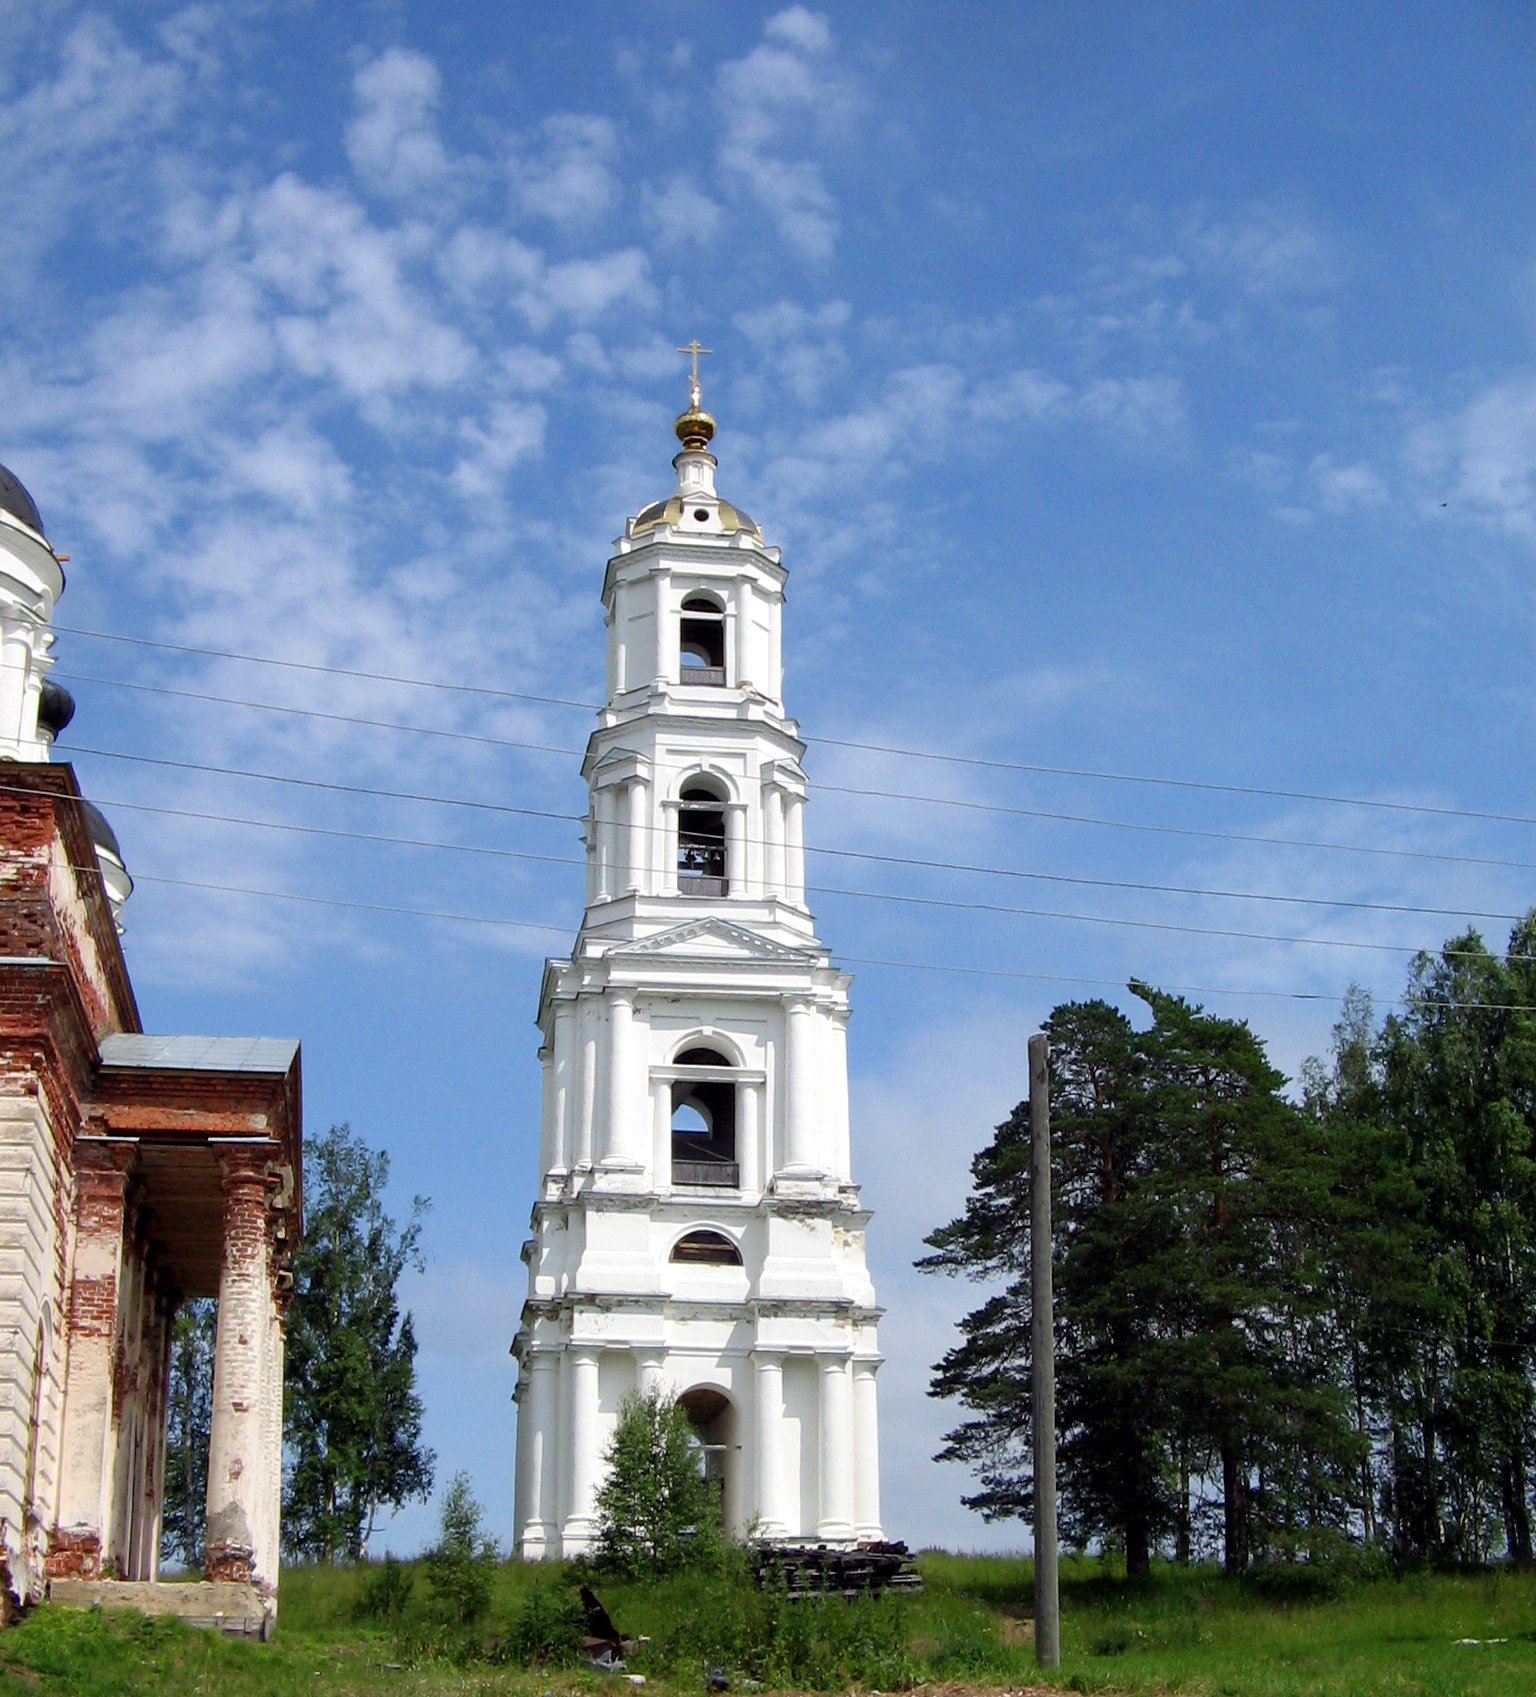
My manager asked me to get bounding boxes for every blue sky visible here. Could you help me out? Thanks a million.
[3,1,1534,1554]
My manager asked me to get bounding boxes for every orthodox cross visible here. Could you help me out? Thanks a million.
[676,339,713,409]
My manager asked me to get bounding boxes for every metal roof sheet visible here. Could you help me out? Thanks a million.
[97,1033,299,1074]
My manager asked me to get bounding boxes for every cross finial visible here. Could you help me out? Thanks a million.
[676,338,713,409]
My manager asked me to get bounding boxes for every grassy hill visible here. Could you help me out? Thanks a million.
[2,1554,1534,1695]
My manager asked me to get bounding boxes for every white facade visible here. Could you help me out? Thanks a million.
[0,498,65,763]
[511,399,883,1557]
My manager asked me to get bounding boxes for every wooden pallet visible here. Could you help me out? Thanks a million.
[749,1540,922,1599]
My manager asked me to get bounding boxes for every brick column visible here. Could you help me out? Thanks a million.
[49,1140,135,1580]
[204,1149,275,1592]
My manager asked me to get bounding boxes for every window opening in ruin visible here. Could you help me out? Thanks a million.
[670,1229,743,1266]
[678,1385,733,1505]
[678,782,727,896]
[671,1045,737,1187]
[680,594,726,684]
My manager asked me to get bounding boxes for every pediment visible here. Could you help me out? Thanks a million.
[610,917,820,965]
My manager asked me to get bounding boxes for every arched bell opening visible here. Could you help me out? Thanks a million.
[679,594,726,684]
[671,1046,738,1187]
[678,1384,741,1535]
[677,783,728,897]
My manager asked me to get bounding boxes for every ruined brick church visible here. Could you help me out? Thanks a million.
[0,463,301,1620]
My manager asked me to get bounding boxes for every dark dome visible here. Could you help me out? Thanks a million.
[38,680,75,738]
[0,464,43,536]
[79,799,123,864]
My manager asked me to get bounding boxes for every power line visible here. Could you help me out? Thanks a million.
[55,668,1536,875]
[52,745,1534,929]
[53,624,1536,829]
[50,861,1534,1013]
[30,785,1535,967]
[41,788,1532,964]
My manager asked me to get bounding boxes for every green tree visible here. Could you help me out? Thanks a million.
[923,986,1354,1575]
[161,1298,217,1571]
[283,1123,435,1562]
[424,1471,498,1626]
[593,1386,722,1575]
[1138,985,1354,1572]
[1376,923,1536,1563]
[921,999,1177,1574]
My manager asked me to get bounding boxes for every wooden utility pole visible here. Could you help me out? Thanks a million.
[1029,1032,1060,1670]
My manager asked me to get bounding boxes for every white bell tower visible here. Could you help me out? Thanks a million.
[511,364,884,1557]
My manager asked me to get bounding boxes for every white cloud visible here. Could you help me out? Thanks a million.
[511,114,619,225]
[1182,204,1338,297]
[1310,453,1388,512]
[1410,373,1536,545]
[715,10,850,262]
[345,49,451,200]
[642,175,723,247]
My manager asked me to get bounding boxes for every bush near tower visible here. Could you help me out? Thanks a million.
[593,1387,724,1577]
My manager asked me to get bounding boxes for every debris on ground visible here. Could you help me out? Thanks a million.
[581,1584,643,1672]
[749,1540,924,1599]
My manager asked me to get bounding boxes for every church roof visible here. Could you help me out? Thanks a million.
[632,494,761,539]
[0,463,44,536]
[98,1033,300,1074]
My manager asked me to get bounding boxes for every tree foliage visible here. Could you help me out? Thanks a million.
[924,917,1536,1570]
[283,1123,435,1562]
[424,1471,499,1626]
[593,1387,723,1575]
[161,1298,217,1571]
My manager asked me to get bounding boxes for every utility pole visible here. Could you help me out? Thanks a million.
[1029,1031,1060,1670]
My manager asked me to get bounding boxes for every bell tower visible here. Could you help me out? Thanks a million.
[511,367,884,1557]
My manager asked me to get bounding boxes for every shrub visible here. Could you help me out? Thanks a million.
[353,1553,414,1622]
[509,1581,589,1666]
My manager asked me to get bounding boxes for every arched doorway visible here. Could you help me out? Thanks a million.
[678,1384,741,1535]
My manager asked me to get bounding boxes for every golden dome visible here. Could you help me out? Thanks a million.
[674,406,716,452]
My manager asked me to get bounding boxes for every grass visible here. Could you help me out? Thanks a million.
[1,1553,1534,1695]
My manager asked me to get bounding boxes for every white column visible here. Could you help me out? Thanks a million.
[724,604,739,687]
[853,1360,882,1538]
[530,1352,559,1555]
[565,1347,601,1547]
[829,1014,852,1181]
[625,779,647,894]
[753,1352,786,1536]
[597,788,617,900]
[514,1376,534,1552]
[652,1077,673,1192]
[817,1355,855,1541]
[552,1003,576,1177]
[736,583,754,687]
[725,803,747,897]
[602,990,640,1167]
[518,1352,560,1557]
[0,628,30,757]
[737,1079,760,1195]
[783,998,819,1174]
[574,998,598,1169]
[538,1046,557,1180]
[765,787,786,898]
[786,795,806,906]
[661,800,680,895]
[657,573,678,684]
[771,601,783,699]
[635,1349,665,1398]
